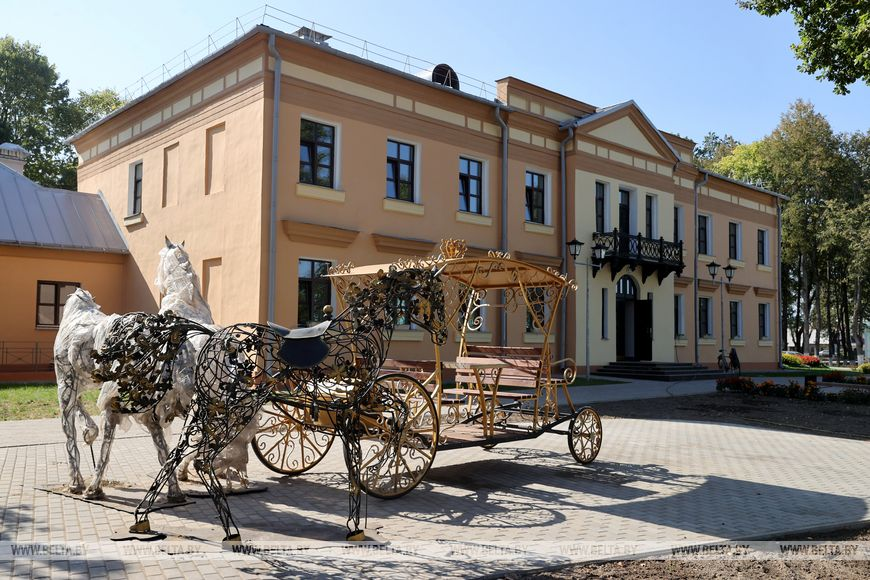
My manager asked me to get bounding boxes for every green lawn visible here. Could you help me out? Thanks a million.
[0,384,99,421]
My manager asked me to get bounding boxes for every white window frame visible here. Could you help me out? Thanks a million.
[297,257,335,327]
[758,228,770,266]
[730,300,743,339]
[759,302,771,340]
[301,114,342,190]
[699,296,713,337]
[674,204,685,244]
[594,181,611,232]
[674,294,685,337]
[644,193,658,239]
[698,213,713,255]
[728,221,743,261]
[524,167,552,226]
[386,135,421,204]
[458,155,489,216]
[127,159,144,217]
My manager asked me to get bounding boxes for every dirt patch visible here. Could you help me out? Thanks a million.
[514,392,870,579]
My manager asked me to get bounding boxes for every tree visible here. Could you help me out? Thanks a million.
[738,0,870,95]
[693,132,741,169]
[0,36,123,189]
[711,100,859,353]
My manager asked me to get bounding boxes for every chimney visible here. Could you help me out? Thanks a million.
[0,143,30,174]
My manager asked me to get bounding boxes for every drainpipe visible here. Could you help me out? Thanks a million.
[267,34,281,322]
[776,197,783,368]
[693,171,708,367]
[495,103,509,347]
[558,125,574,366]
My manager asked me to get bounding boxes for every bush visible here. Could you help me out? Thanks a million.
[857,362,870,374]
[716,376,755,393]
[782,353,803,367]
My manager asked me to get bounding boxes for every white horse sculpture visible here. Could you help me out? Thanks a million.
[55,239,217,500]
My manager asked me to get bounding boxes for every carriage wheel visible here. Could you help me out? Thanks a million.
[252,400,335,475]
[358,374,438,499]
[568,406,602,465]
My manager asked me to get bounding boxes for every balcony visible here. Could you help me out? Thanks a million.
[592,229,685,284]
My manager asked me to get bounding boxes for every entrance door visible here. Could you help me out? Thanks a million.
[615,275,637,361]
[635,300,653,361]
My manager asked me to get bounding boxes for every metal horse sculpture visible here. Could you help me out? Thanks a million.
[125,265,446,542]
[54,239,215,500]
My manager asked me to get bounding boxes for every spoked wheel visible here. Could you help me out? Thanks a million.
[252,399,336,475]
[568,406,602,465]
[357,373,439,499]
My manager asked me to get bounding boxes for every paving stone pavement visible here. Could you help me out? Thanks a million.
[1,408,868,578]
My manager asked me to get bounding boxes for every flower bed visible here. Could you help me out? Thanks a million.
[716,375,870,404]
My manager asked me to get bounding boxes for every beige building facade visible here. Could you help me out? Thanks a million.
[68,25,783,372]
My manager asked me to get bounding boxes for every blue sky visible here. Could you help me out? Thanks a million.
[5,0,868,145]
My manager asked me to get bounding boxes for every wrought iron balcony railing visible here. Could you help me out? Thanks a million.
[591,229,685,284]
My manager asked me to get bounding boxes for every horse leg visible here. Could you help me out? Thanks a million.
[141,412,185,503]
[84,409,120,499]
[57,373,84,494]
[339,415,365,541]
[131,426,196,534]
[194,448,241,542]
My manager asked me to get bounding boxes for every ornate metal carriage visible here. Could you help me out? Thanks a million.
[252,240,602,500]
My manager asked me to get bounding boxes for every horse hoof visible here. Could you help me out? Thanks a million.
[68,484,84,495]
[129,519,151,534]
[221,534,242,549]
[166,493,186,504]
[83,487,105,500]
[346,529,366,542]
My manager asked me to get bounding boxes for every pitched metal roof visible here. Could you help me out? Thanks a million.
[0,163,128,254]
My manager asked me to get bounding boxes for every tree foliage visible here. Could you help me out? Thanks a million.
[711,100,870,358]
[738,0,870,94]
[0,36,123,189]
[693,132,741,169]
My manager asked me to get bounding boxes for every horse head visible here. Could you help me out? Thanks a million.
[63,287,99,315]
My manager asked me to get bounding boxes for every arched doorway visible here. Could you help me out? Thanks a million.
[615,275,652,361]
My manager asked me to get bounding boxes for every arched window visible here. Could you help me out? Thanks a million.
[616,276,638,299]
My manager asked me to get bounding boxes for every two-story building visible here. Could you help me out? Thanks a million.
[65,24,783,373]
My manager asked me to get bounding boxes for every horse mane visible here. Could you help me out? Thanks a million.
[156,245,214,325]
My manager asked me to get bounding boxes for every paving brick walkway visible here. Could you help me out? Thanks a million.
[1,407,868,578]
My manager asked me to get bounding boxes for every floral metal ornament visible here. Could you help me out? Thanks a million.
[124,266,446,542]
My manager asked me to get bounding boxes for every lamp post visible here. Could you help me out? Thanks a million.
[707,260,735,361]
[568,239,607,380]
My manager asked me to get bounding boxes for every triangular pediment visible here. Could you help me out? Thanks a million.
[574,101,680,163]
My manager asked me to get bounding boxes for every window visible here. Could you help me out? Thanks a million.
[394,297,412,328]
[525,287,547,332]
[525,171,545,224]
[730,301,743,339]
[300,119,335,188]
[595,182,607,233]
[698,215,710,255]
[674,294,685,337]
[386,140,414,202]
[36,281,79,327]
[601,288,609,339]
[128,161,143,216]
[758,303,770,340]
[673,205,684,244]
[728,222,742,260]
[298,259,332,326]
[645,194,656,238]
[699,297,712,337]
[458,157,482,214]
[757,229,769,265]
